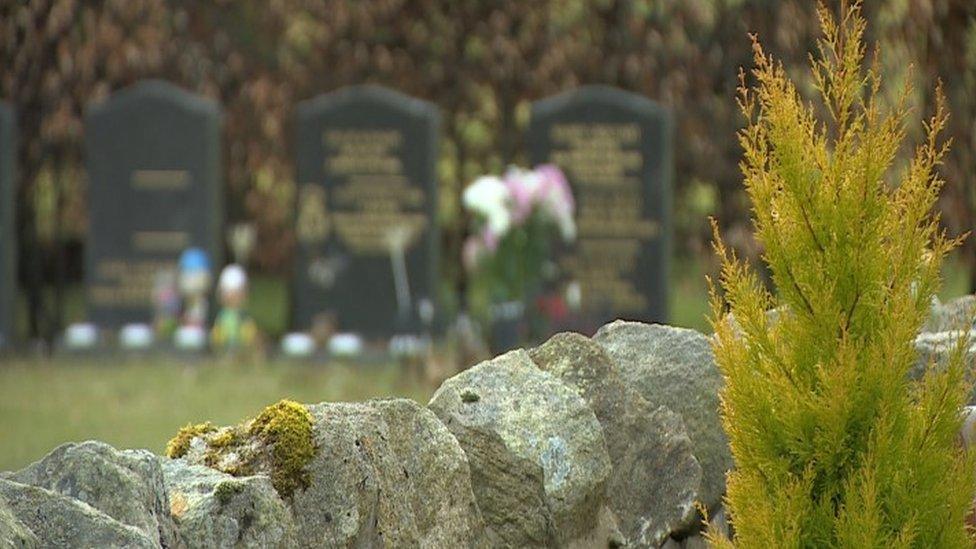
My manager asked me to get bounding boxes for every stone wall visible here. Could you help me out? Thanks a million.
[6,308,973,548]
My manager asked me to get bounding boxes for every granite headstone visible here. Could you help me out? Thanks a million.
[293,85,439,337]
[85,80,222,328]
[529,85,672,328]
[0,103,15,347]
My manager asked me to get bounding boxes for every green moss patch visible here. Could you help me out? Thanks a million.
[248,400,315,497]
[164,399,316,498]
[165,422,216,459]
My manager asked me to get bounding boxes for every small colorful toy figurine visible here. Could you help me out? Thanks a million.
[177,248,213,328]
[152,269,180,338]
[211,263,258,352]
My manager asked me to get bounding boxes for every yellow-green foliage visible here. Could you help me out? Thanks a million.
[247,399,315,498]
[708,2,975,547]
[165,422,216,459]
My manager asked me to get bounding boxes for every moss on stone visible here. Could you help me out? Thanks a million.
[209,429,237,448]
[214,480,243,505]
[247,399,315,498]
[165,422,216,459]
[165,400,316,499]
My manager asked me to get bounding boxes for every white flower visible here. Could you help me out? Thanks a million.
[463,175,512,236]
[463,175,508,212]
[556,211,576,242]
[485,203,511,237]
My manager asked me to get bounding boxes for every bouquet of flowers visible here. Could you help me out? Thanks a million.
[462,164,576,307]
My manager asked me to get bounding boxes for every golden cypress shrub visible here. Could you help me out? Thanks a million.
[708,2,975,546]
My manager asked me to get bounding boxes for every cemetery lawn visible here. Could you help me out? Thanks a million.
[1,255,968,472]
[0,358,432,471]
[0,258,711,473]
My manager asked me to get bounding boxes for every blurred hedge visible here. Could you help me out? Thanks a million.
[2,0,974,336]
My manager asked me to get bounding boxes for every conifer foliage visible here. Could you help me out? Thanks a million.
[709,2,975,546]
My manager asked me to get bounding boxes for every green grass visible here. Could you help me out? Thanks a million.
[0,253,968,472]
[0,358,432,471]
[941,255,971,302]
[670,255,711,331]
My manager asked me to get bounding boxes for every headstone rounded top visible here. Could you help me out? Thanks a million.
[86,80,220,120]
[296,84,439,120]
[531,84,669,120]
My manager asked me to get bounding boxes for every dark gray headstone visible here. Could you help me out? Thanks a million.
[529,86,672,328]
[293,85,439,337]
[0,103,15,346]
[85,81,222,328]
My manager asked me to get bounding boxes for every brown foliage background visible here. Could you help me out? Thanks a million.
[1,0,974,336]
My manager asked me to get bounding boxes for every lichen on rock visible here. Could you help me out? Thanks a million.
[160,458,296,547]
[0,492,38,548]
[0,478,157,548]
[428,349,616,547]
[290,398,486,546]
[530,332,703,546]
[7,440,180,547]
[594,321,731,511]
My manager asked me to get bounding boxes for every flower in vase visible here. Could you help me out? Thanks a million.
[462,224,508,271]
[461,165,578,304]
[462,235,487,271]
[535,164,576,241]
[463,175,512,236]
[503,166,546,224]
[480,226,501,251]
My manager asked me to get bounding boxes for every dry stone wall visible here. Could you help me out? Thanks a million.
[23,311,965,547]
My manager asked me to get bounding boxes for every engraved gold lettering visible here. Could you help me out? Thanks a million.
[323,129,428,254]
[548,121,655,314]
[131,170,191,190]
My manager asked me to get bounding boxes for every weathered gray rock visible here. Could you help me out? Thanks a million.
[0,478,156,548]
[594,321,732,510]
[661,538,681,549]
[161,458,294,548]
[0,493,38,548]
[289,398,484,548]
[173,397,482,547]
[530,332,702,546]
[911,295,976,403]
[8,440,179,547]
[912,330,976,404]
[428,349,616,547]
[923,295,976,333]
[682,533,708,549]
